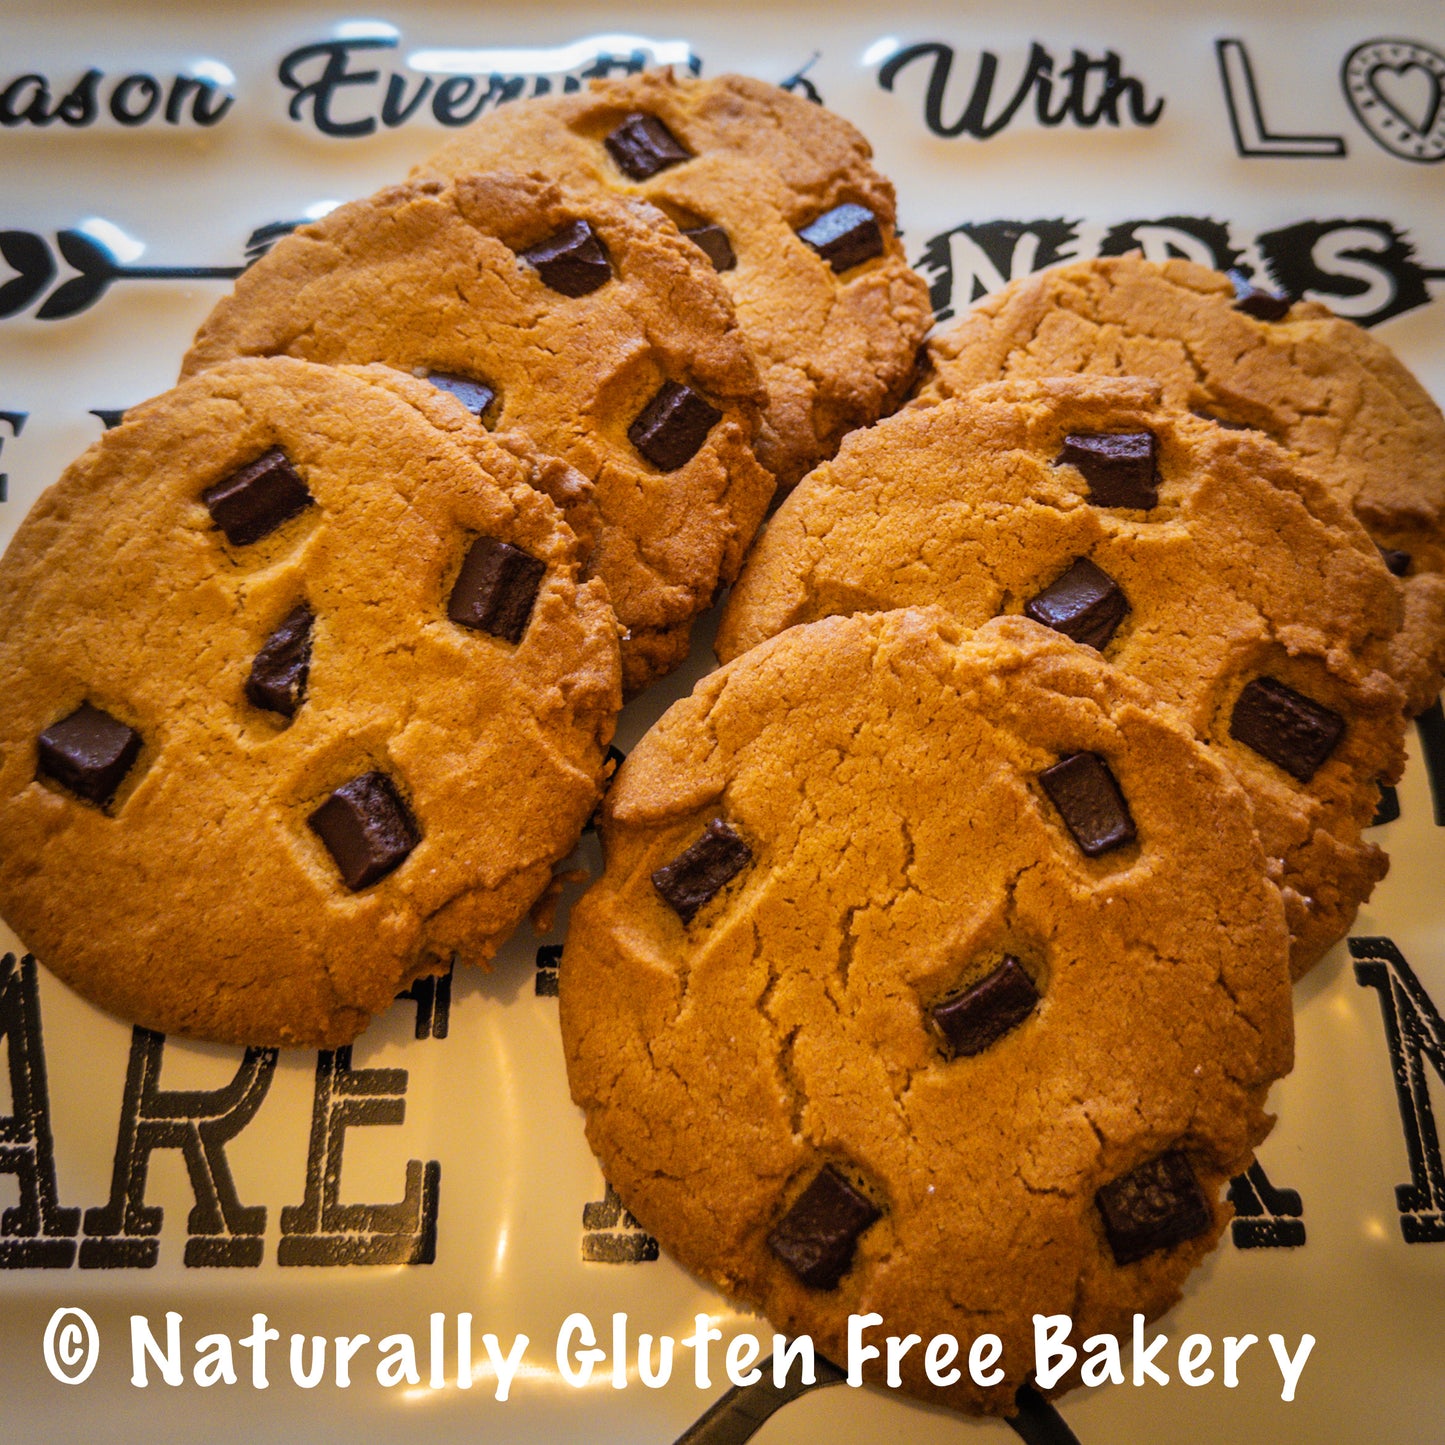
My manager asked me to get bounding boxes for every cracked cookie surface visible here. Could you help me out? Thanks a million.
[561,609,1292,1415]
[719,377,1406,974]
[923,254,1445,714]
[0,358,621,1047]
[182,169,771,693]
[417,72,933,492]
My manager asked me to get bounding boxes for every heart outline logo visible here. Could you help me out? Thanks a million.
[1369,61,1441,137]
[1344,39,1445,163]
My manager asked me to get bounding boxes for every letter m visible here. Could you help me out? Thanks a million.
[1352,937,1445,1242]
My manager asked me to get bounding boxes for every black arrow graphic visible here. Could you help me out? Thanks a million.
[0,232,56,319]
[32,229,241,321]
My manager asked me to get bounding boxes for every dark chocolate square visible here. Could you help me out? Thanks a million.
[628,381,721,471]
[36,703,142,808]
[245,603,314,718]
[427,372,497,419]
[1229,677,1345,783]
[604,112,691,179]
[652,818,752,923]
[202,448,314,546]
[1228,269,1292,322]
[521,220,612,297]
[682,223,737,272]
[1056,432,1159,510]
[930,956,1040,1058]
[1024,557,1129,651]
[448,536,546,645]
[797,203,884,273]
[1096,1150,1212,1265]
[308,772,420,891]
[767,1165,881,1290]
[1039,752,1136,856]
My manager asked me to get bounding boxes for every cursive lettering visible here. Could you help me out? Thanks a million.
[0,66,232,129]
[276,36,659,138]
[878,41,1164,140]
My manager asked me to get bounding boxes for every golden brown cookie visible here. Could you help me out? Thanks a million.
[182,169,772,693]
[417,72,933,491]
[562,609,1293,1416]
[0,358,621,1047]
[923,254,1445,713]
[719,377,1407,974]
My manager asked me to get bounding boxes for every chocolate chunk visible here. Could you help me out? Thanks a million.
[202,448,313,547]
[521,220,612,297]
[682,223,736,272]
[448,535,546,645]
[1096,1151,1212,1265]
[628,381,721,471]
[652,818,752,923]
[308,772,420,891]
[797,203,884,273]
[427,372,496,418]
[1056,432,1159,510]
[1024,557,1129,651]
[1228,269,1292,322]
[245,603,314,718]
[767,1166,881,1290]
[1229,677,1345,783]
[1378,544,1411,577]
[36,703,142,808]
[604,112,691,179]
[1039,753,1136,856]
[930,956,1039,1058]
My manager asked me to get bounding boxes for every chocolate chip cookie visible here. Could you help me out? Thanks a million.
[0,358,621,1047]
[418,71,933,491]
[561,609,1293,1415]
[719,377,1406,973]
[182,169,772,693]
[923,254,1445,713]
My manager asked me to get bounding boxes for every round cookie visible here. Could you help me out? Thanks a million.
[0,358,621,1047]
[417,71,934,491]
[182,169,772,693]
[719,377,1407,974]
[562,609,1293,1416]
[923,254,1445,713]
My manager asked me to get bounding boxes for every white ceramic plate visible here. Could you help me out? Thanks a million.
[1,3,1442,1441]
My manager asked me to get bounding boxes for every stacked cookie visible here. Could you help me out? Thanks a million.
[0,74,931,1047]
[182,166,774,694]
[559,257,1438,1413]
[565,610,1295,1414]
[0,361,622,1045]
[922,255,1445,715]
[718,372,1408,975]
[190,73,933,691]
[414,71,935,495]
